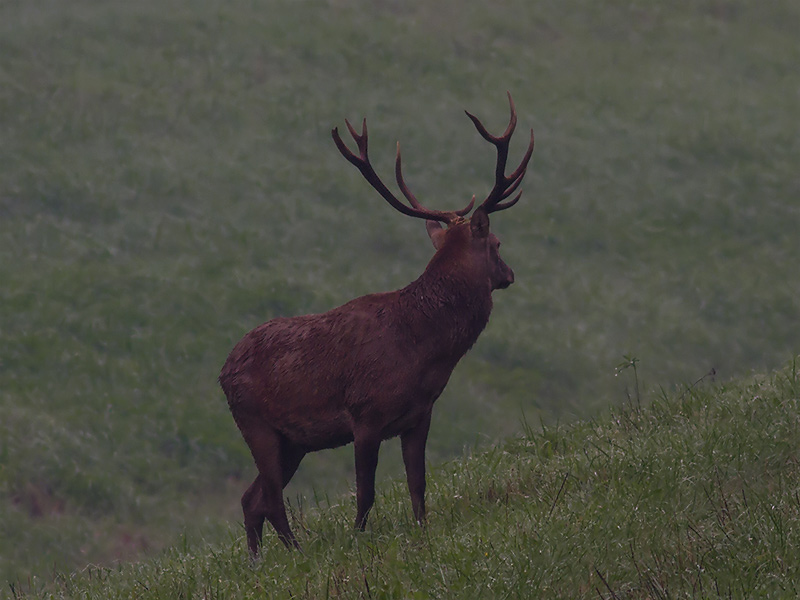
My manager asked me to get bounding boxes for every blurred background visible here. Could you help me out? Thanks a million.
[1,0,798,584]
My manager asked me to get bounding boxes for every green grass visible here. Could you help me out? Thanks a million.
[1,0,799,586]
[9,359,800,598]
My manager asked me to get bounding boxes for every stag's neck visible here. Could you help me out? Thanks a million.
[399,264,493,358]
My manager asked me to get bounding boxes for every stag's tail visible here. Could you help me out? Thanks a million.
[219,362,257,437]
[218,346,252,412]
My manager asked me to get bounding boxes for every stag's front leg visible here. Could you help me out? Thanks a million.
[401,411,432,524]
[353,430,382,530]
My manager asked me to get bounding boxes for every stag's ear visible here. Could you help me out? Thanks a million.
[470,207,490,239]
[426,220,447,250]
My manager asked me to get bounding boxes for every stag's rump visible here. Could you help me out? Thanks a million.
[219,313,350,440]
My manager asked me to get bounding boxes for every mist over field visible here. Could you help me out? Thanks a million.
[1,0,798,589]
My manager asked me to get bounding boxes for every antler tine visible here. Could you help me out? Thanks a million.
[395,144,475,217]
[465,91,518,144]
[455,195,476,217]
[394,143,424,210]
[491,190,523,213]
[331,119,367,170]
[466,92,535,214]
[332,119,473,224]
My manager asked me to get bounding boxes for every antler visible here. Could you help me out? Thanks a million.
[465,92,535,214]
[332,119,475,224]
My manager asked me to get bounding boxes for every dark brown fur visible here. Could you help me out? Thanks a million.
[219,95,533,553]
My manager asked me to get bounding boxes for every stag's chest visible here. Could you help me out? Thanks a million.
[346,358,453,439]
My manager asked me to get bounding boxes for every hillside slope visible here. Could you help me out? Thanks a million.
[10,360,800,599]
[2,0,799,584]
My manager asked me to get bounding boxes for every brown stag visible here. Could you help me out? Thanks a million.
[219,92,534,554]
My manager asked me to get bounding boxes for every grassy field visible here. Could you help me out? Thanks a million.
[1,0,799,586]
[10,361,800,598]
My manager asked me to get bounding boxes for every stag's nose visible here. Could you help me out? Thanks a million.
[495,267,515,290]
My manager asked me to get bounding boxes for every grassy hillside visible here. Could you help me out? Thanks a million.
[2,0,799,584]
[10,361,800,598]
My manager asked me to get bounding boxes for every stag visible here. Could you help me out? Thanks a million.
[219,93,534,554]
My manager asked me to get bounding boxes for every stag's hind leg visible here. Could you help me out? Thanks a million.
[241,474,267,554]
[240,424,304,553]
